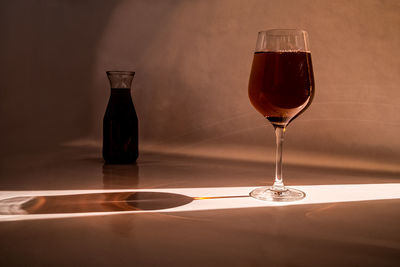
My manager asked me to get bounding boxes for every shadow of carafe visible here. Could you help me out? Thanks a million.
[102,163,140,189]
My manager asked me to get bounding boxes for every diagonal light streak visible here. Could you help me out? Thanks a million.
[0,183,399,222]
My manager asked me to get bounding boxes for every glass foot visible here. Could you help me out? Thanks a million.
[250,187,305,202]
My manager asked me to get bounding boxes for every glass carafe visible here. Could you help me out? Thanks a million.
[103,71,138,164]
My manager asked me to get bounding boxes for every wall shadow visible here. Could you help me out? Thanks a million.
[0,0,122,156]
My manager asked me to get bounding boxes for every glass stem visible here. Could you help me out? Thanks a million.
[272,126,286,191]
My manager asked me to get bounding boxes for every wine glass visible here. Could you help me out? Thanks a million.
[248,29,315,201]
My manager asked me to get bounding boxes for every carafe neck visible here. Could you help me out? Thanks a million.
[107,71,135,89]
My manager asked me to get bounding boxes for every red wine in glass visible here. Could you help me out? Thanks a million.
[249,51,314,127]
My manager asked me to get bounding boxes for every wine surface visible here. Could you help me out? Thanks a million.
[103,88,138,164]
[248,51,314,127]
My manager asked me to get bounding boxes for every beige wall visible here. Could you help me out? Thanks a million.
[1,0,399,171]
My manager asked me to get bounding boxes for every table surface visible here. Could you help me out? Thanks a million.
[0,146,399,267]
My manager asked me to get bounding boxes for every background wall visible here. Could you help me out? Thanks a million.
[1,0,399,172]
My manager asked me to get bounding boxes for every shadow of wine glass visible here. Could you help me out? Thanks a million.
[0,192,193,215]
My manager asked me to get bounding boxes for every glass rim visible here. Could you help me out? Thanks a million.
[106,71,135,75]
[255,29,310,52]
[257,29,308,35]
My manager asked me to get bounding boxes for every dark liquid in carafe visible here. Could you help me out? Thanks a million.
[103,88,138,163]
[248,51,314,127]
